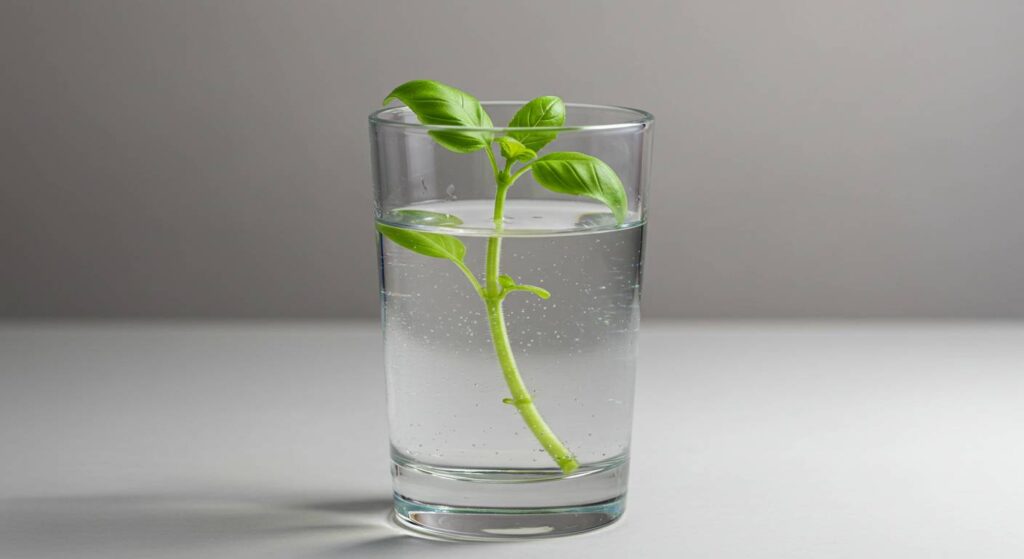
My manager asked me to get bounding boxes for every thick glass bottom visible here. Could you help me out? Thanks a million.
[393,493,625,541]
[390,452,629,540]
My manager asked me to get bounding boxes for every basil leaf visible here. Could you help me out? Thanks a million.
[531,152,628,224]
[508,96,565,151]
[512,284,551,299]
[383,80,494,153]
[376,222,466,262]
[498,274,517,290]
[498,137,536,162]
[499,274,551,299]
[388,209,464,227]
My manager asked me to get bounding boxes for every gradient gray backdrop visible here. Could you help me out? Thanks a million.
[2,0,1022,319]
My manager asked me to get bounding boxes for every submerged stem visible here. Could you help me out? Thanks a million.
[485,297,578,473]
[454,259,484,300]
[478,143,579,474]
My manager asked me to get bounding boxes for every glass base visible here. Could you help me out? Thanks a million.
[393,493,625,541]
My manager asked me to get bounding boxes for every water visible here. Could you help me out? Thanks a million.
[377,199,644,539]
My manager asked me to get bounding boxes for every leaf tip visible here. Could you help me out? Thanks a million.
[614,206,627,225]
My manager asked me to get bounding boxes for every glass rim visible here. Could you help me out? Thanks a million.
[369,101,654,133]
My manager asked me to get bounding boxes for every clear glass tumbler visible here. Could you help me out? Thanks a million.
[370,102,654,540]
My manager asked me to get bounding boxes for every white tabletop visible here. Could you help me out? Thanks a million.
[2,321,1023,558]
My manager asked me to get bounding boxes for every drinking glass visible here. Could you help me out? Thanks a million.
[370,102,654,540]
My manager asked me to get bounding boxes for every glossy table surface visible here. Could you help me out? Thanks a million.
[2,321,1023,558]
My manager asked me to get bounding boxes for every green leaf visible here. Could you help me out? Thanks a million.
[530,152,628,223]
[508,96,565,151]
[388,209,463,227]
[498,274,517,289]
[514,284,551,299]
[383,80,494,153]
[498,137,536,162]
[376,222,466,262]
[498,274,551,299]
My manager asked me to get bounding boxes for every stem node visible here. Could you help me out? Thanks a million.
[502,396,533,406]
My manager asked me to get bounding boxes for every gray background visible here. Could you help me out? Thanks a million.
[2,0,1022,319]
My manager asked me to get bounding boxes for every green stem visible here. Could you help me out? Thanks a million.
[485,184,507,297]
[478,144,579,474]
[454,259,484,300]
[485,297,578,473]
[485,142,501,179]
[508,160,536,184]
[502,157,515,179]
